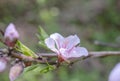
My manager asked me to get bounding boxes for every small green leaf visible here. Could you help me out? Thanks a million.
[47,66,55,72]
[38,41,50,50]
[40,67,49,73]
[37,26,49,41]
[38,41,46,47]
[24,64,40,73]
[16,41,38,58]
[40,65,56,73]
[37,26,50,49]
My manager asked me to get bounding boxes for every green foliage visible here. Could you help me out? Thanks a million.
[40,65,55,73]
[40,62,56,73]
[24,64,40,73]
[24,63,55,74]
[37,26,49,41]
[37,26,49,49]
[15,41,38,58]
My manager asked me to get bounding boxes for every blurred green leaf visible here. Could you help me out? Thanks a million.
[38,41,48,49]
[37,26,49,41]
[37,26,50,50]
[16,40,38,58]
[40,65,55,73]
[24,64,40,73]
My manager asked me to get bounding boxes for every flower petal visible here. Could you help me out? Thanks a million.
[0,60,7,72]
[75,47,88,56]
[9,62,24,81]
[109,63,120,81]
[59,48,69,61]
[65,35,80,50]
[4,23,19,41]
[59,48,68,57]
[50,33,64,49]
[68,47,88,58]
[4,23,19,47]
[45,38,58,52]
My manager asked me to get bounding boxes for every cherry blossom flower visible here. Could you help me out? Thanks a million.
[45,33,88,62]
[4,23,19,47]
[108,63,120,81]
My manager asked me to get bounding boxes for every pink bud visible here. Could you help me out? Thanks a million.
[4,23,19,47]
[0,57,8,72]
[9,62,24,81]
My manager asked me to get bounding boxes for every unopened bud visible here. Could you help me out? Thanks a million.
[4,23,19,47]
[0,56,8,72]
[9,62,24,81]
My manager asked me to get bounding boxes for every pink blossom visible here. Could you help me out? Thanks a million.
[0,57,8,72]
[4,23,19,47]
[109,63,120,81]
[45,33,88,62]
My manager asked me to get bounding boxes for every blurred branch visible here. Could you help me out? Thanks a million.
[94,40,120,48]
[88,51,120,57]
[0,48,57,65]
[38,51,120,58]
[1,48,120,65]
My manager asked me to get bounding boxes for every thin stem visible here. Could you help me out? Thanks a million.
[1,48,120,65]
[94,40,120,48]
[38,51,120,58]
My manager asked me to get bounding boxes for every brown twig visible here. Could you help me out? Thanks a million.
[11,52,57,64]
[94,40,120,48]
[37,51,120,58]
[1,48,120,65]
[89,51,120,57]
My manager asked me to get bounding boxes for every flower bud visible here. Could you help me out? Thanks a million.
[0,56,8,72]
[4,23,19,47]
[9,62,24,81]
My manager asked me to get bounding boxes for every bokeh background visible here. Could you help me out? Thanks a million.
[0,0,120,81]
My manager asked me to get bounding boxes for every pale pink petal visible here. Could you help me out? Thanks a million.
[65,35,80,50]
[9,62,24,81]
[50,33,64,49]
[68,47,88,58]
[50,33,64,40]
[59,48,68,56]
[75,47,88,56]
[109,63,120,81]
[59,48,69,60]
[45,38,58,52]
[0,60,7,72]
[4,23,19,47]
[4,23,19,41]
[5,23,16,33]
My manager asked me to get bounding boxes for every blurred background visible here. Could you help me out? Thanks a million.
[0,0,120,81]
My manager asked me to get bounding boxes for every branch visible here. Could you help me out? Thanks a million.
[1,48,120,65]
[10,52,57,64]
[89,51,120,57]
[94,40,120,48]
[0,49,57,64]
[37,51,120,58]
